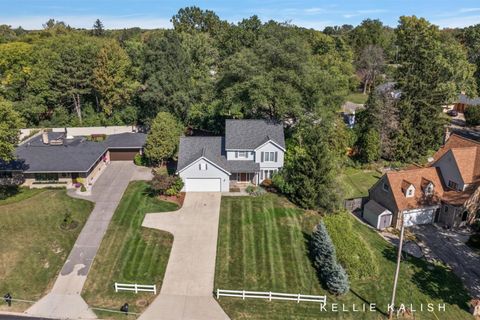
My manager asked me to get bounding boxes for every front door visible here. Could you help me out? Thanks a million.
[239,173,249,182]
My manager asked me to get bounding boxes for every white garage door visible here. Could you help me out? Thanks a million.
[185,178,221,192]
[404,209,434,227]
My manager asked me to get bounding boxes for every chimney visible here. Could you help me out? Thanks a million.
[443,127,451,145]
[42,131,49,144]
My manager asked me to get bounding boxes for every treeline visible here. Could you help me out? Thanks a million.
[0,8,355,131]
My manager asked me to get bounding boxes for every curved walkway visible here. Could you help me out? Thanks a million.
[140,193,229,320]
[27,162,152,319]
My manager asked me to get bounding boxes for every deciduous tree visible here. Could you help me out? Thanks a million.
[0,98,23,162]
[144,112,183,165]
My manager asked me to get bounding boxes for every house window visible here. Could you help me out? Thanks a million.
[262,152,278,162]
[448,180,458,190]
[0,171,13,178]
[238,151,247,158]
[198,163,207,170]
[407,189,413,197]
[263,169,276,180]
[34,173,59,181]
[383,183,389,192]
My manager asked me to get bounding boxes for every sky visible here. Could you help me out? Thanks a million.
[1,0,480,30]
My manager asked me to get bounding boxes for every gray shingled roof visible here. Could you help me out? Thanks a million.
[225,119,285,150]
[105,132,147,148]
[177,136,260,174]
[458,93,480,106]
[1,132,146,173]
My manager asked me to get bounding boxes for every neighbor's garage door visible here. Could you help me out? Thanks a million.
[109,149,139,161]
[404,208,435,227]
[185,178,221,192]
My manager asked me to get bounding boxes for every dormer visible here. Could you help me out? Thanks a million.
[422,178,434,196]
[401,180,415,198]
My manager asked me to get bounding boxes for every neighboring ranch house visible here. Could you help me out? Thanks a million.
[0,130,146,188]
[177,119,285,192]
[366,133,480,230]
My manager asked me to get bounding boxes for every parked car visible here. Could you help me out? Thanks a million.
[447,109,459,117]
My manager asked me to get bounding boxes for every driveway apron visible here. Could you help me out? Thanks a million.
[140,192,229,320]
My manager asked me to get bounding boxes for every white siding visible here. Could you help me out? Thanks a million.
[226,150,255,161]
[255,142,284,169]
[433,151,464,190]
[179,158,230,192]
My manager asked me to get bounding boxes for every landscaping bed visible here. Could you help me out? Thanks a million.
[0,189,93,312]
[215,194,473,319]
[82,181,178,318]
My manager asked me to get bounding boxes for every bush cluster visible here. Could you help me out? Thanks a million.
[133,153,148,166]
[323,212,379,279]
[310,221,350,295]
[150,173,184,196]
[245,185,266,196]
[465,105,480,126]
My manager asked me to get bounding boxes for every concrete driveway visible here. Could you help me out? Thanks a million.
[27,162,151,319]
[140,193,229,320]
[412,225,480,298]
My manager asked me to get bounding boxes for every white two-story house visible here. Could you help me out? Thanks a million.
[176,119,285,192]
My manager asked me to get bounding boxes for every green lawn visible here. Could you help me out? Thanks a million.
[215,194,472,319]
[345,92,368,105]
[82,181,178,318]
[0,188,93,312]
[340,167,381,199]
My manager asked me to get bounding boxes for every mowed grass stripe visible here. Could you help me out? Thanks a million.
[246,199,258,286]
[269,207,289,291]
[283,208,306,291]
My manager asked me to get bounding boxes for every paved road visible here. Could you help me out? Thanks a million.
[27,162,149,319]
[0,315,50,320]
[412,225,480,298]
[140,193,229,320]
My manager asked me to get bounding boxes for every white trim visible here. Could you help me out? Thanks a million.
[176,156,231,175]
[254,140,286,152]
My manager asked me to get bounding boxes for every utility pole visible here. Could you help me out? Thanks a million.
[389,215,405,319]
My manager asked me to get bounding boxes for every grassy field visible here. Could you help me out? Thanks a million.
[0,188,93,311]
[215,194,472,319]
[345,92,368,105]
[340,167,381,199]
[82,181,178,318]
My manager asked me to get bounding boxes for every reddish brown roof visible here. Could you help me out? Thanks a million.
[432,134,480,184]
[432,134,480,161]
[386,167,445,211]
[442,188,476,206]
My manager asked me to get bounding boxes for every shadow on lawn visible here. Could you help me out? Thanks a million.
[382,247,471,312]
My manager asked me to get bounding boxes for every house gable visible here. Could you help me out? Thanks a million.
[433,149,465,191]
[176,156,231,175]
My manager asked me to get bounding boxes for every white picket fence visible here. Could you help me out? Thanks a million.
[216,289,326,304]
[114,282,157,294]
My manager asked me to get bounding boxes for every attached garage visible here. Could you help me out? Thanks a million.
[178,158,230,192]
[403,207,436,227]
[363,200,393,230]
[185,178,221,192]
[109,149,140,161]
